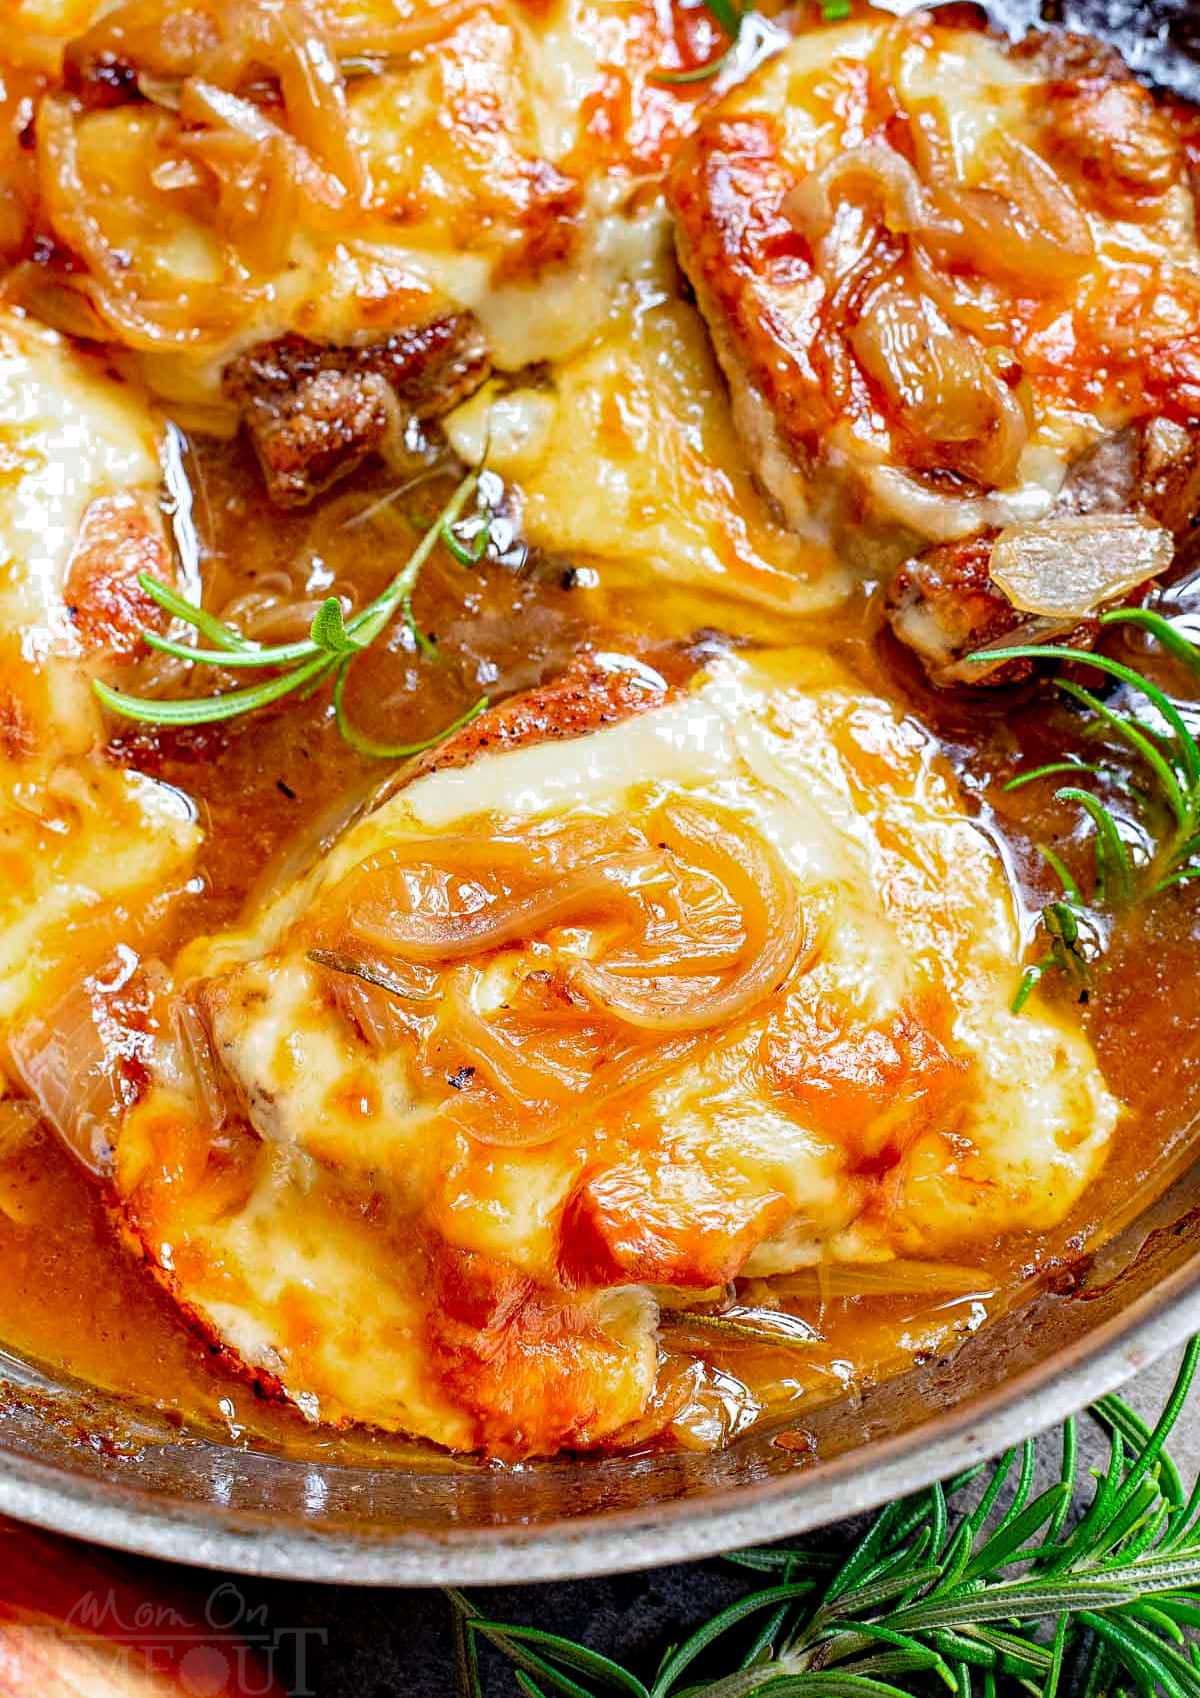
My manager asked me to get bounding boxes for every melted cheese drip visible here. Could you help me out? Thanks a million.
[446,294,852,615]
[116,649,1118,1451]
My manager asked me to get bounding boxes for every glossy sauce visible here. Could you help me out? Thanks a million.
[3,433,1199,1459]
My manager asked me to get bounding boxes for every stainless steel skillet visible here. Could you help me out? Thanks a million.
[1,0,1198,1582]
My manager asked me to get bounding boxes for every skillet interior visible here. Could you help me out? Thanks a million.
[1,1114,1199,1582]
[1,0,1199,1579]
[989,0,1200,102]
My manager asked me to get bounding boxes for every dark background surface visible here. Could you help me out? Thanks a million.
[224,1558,750,1697]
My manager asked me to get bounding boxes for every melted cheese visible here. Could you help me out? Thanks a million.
[0,1,1153,1462]
[446,295,852,616]
[0,766,196,1026]
[115,649,1118,1453]
[0,311,161,755]
[0,308,198,1030]
[669,13,1200,560]
[18,0,733,424]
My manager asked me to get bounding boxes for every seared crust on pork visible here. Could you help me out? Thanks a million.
[668,12,1200,682]
[222,322,491,506]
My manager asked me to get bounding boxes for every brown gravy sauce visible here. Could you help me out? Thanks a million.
[4,435,1199,1461]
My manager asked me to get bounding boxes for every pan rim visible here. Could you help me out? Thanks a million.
[0,1244,1197,1585]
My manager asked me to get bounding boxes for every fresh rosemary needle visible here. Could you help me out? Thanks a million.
[450,1337,1200,1698]
[93,468,492,760]
[660,1306,822,1346]
[975,608,1200,1012]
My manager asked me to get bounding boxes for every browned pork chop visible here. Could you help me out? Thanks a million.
[667,11,1200,682]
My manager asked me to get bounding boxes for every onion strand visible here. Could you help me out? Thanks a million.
[325,800,813,1144]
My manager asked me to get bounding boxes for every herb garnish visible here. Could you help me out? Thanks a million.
[660,1306,822,1346]
[976,608,1200,1012]
[449,1337,1200,1697]
[93,469,491,760]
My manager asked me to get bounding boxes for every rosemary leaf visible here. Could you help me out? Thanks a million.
[696,0,743,38]
[94,468,488,761]
[1056,786,1135,909]
[136,571,257,652]
[467,1623,651,1698]
[442,514,493,568]
[979,612,1200,1005]
[93,648,336,726]
[307,949,428,1001]
[449,1342,1200,1698]
[331,660,487,760]
[659,1310,821,1347]
[310,595,366,659]
[1055,680,1189,830]
[650,1585,820,1697]
[1004,759,1103,792]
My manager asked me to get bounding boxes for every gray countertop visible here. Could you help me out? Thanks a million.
[121,1346,1199,1698]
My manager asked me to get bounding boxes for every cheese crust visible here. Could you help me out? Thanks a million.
[669,15,1200,558]
[112,649,1117,1455]
[0,3,1176,1460]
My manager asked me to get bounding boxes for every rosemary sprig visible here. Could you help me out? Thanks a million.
[450,1338,1200,1697]
[93,469,492,759]
[976,608,1200,1011]
[659,1307,822,1346]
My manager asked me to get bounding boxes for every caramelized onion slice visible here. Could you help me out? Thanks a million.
[909,244,1009,339]
[209,0,363,196]
[785,144,928,243]
[327,0,482,57]
[319,971,416,1053]
[174,994,238,1129]
[988,514,1174,619]
[348,851,664,962]
[5,985,125,1175]
[179,79,349,216]
[849,282,1029,487]
[336,802,810,1151]
[36,96,246,348]
[786,137,1092,295]
[435,977,585,1110]
[327,830,583,914]
[441,1033,705,1148]
[40,0,362,337]
[573,804,810,1032]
